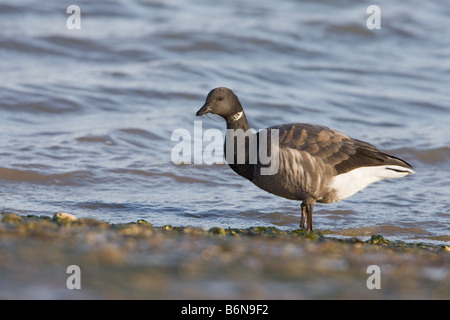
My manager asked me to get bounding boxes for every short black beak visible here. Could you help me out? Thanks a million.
[196,103,211,116]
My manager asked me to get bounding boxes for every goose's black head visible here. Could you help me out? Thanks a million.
[196,87,243,119]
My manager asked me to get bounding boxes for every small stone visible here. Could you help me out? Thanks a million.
[1,213,23,224]
[227,230,240,237]
[137,219,152,226]
[117,223,143,236]
[52,212,78,224]
[208,227,226,236]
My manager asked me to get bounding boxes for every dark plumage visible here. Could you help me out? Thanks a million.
[196,87,414,231]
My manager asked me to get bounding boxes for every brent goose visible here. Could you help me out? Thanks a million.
[196,87,415,231]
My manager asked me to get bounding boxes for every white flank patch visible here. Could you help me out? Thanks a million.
[330,165,415,201]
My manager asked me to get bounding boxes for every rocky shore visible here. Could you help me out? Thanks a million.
[0,212,448,299]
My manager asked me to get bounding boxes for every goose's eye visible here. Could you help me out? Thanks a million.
[218,96,224,101]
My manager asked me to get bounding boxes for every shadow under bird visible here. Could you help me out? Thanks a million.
[196,87,415,231]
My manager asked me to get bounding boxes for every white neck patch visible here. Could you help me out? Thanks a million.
[229,111,243,122]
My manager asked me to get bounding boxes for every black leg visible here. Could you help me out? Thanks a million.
[300,202,306,229]
[300,198,316,231]
[306,203,313,231]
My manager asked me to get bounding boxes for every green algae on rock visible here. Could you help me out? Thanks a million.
[367,234,391,245]
[290,229,325,240]
[247,226,286,236]
[0,212,448,252]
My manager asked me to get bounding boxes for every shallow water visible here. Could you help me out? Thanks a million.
[1,0,449,244]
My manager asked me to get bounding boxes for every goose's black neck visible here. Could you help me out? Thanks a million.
[224,110,256,181]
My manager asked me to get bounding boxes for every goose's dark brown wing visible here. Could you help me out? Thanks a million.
[269,123,413,175]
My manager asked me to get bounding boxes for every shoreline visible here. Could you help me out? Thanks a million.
[1,211,449,299]
[2,211,447,249]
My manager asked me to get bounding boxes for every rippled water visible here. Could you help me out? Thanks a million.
[1,0,449,244]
